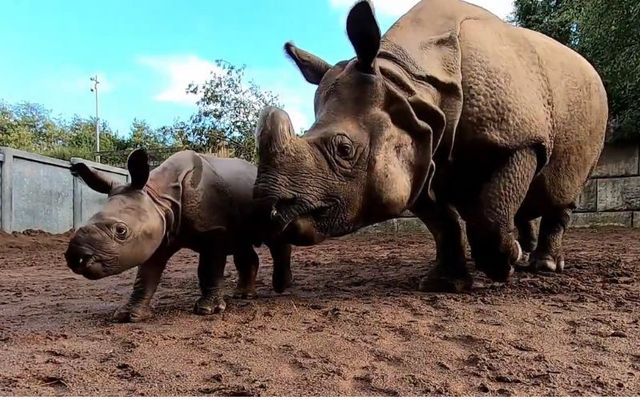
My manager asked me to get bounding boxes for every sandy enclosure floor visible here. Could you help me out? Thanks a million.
[0,228,639,396]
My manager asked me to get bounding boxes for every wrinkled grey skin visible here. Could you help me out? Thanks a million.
[66,149,292,322]
[254,0,607,292]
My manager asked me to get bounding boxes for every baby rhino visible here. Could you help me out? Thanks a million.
[65,149,292,322]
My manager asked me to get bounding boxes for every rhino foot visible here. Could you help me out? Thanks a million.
[194,295,226,315]
[112,303,152,323]
[233,287,257,300]
[272,270,293,294]
[526,254,565,273]
[515,251,531,268]
[419,266,473,293]
[480,264,515,283]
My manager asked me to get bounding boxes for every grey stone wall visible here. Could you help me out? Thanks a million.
[0,147,129,233]
[573,143,640,228]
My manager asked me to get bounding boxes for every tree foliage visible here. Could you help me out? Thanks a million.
[187,60,282,161]
[510,0,640,141]
[0,101,129,159]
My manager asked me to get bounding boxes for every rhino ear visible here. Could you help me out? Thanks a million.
[347,0,381,73]
[127,148,150,190]
[70,163,117,194]
[285,42,331,85]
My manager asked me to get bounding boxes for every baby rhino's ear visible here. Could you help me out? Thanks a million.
[70,163,117,194]
[127,148,150,190]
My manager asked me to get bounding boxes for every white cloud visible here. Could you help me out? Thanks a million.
[137,55,220,104]
[138,54,313,133]
[329,0,514,21]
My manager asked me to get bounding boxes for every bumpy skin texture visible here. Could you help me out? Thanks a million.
[66,150,292,323]
[254,0,607,291]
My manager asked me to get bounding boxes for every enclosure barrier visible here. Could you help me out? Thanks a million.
[0,144,639,234]
[0,147,129,233]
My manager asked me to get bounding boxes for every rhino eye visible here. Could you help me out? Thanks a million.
[333,134,355,160]
[114,223,129,240]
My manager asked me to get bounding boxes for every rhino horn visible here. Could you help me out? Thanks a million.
[255,106,297,156]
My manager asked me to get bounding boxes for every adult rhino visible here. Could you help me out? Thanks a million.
[254,0,608,292]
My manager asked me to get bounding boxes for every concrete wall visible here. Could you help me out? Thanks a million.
[0,147,129,233]
[573,143,640,228]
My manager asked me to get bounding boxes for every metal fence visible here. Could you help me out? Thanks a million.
[95,144,232,169]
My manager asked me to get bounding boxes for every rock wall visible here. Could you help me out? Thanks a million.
[573,144,640,228]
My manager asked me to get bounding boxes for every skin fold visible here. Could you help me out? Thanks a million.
[65,149,293,322]
[253,0,608,292]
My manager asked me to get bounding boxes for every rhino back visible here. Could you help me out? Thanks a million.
[149,151,258,238]
[200,156,257,207]
[381,0,606,177]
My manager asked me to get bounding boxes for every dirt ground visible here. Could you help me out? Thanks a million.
[0,227,639,396]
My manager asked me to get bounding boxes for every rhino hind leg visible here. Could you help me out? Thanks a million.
[527,208,571,273]
[194,250,228,315]
[413,201,472,293]
[515,217,539,267]
[232,247,259,299]
[462,148,538,282]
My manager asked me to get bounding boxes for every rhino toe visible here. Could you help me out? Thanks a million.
[194,296,226,315]
[520,253,565,274]
[419,271,473,293]
[112,304,152,323]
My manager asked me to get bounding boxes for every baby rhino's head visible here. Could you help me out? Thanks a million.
[65,149,165,280]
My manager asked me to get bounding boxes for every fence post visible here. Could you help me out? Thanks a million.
[1,148,14,233]
[72,175,82,231]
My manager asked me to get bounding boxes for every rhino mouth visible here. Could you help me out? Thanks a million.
[271,201,333,231]
[269,197,356,240]
[66,245,116,280]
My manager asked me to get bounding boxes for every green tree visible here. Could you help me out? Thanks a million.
[187,60,282,161]
[128,118,172,148]
[510,0,640,141]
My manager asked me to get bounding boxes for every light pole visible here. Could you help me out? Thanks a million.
[90,75,100,163]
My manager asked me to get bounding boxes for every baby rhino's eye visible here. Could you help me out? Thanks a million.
[114,223,129,240]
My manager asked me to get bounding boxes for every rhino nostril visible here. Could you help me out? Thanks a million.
[65,246,94,272]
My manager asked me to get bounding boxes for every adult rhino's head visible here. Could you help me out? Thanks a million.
[254,0,445,244]
[65,149,165,279]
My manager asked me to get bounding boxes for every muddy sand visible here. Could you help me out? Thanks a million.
[0,228,638,396]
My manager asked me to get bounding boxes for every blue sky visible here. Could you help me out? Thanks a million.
[0,0,513,136]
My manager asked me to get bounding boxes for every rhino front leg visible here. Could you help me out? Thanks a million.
[194,250,228,315]
[528,208,571,273]
[267,240,293,294]
[233,247,259,299]
[113,254,169,323]
[462,148,538,282]
[412,201,471,293]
